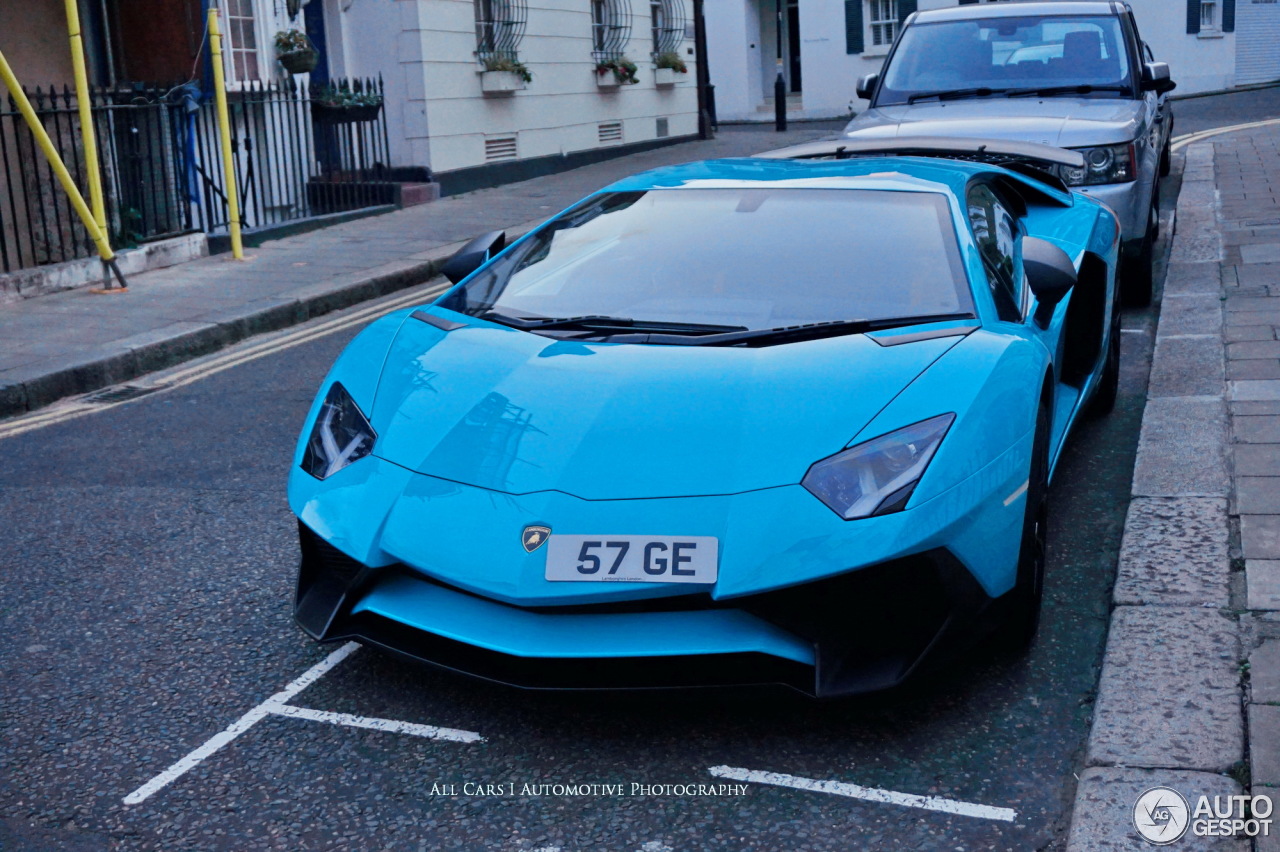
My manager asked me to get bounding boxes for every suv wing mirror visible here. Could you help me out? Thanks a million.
[440,230,507,284]
[856,73,879,101]
[1142,62,1177,95]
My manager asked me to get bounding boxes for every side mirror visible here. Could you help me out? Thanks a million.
[1023,237,1077,327]
[855,73,879,101]
[1142,62,1177,95]
[440,230,506,284]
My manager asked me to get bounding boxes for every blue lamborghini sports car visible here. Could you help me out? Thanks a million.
[288,137,1121,697]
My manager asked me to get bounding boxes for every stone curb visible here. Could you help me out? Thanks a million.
[1066,142,1247,849]
[0,217,544,420]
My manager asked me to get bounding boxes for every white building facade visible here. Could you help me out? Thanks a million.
[319,0,700,186]
[705,0,1280,123]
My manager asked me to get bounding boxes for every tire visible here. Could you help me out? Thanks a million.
[1160,137,1172,177]
[992,402,1049,652]
[1122,189,1157,307]
[1088,300,1121,418]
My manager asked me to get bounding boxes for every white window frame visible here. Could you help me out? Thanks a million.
[219,0,274,89]
[865,0,897,54]
[1200,0,1222,35]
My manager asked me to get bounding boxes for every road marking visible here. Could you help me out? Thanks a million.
[123,641,483,805]
[0,281,449,442]
[268,704,482,743]
[707,765,1018,823]
[1121,328,1148,334]
[1172,117,1280,151]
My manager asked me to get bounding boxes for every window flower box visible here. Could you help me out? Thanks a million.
[654,67,678,86]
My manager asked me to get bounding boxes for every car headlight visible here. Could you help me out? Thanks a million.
[301,382,376,480]
[1058,143,1136,186]
[801,414,955,520]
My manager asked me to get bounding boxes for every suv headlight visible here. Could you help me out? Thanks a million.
[301,382,376,480]
[802,414,954,520]
[1058,143,1136,186]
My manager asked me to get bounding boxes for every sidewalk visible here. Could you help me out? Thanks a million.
[1067,127,1280,849]
[0,123,841,419]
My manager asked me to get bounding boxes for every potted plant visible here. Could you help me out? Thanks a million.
[480,55,532,94]
[595,57,639,87]
[310,83,384,123]
[275,29,319,75]
[653,51,687,86]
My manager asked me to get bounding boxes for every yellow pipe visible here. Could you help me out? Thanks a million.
[0,48,114,262]
[64,0,106,231]
[208,7,244,260]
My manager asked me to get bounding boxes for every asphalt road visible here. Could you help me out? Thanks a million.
[0,136,1185,850]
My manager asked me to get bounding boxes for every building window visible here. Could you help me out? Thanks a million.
[867,0,898,50]
[224,0,262,82]
[1201,0,1220,31]
[475,0,528,60]
[593,0,632,61]
[650,0,686,57]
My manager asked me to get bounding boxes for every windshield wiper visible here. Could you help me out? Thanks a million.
[671,313,977,347]
[906,87,1010,104]
[478,310,747,334]
[1006,84,1131,98]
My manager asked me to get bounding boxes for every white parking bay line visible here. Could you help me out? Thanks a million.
[123,642,482,805]
[268,704,482,743]
[708,765,1017,823]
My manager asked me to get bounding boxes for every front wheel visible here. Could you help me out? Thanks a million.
[1122,191,1158,307]
[991,403,1049,651]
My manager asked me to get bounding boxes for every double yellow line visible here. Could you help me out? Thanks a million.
[1171,116,1280,152]
[0,281,449,442]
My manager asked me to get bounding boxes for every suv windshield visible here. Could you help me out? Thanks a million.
[439,188,971,332]
[878,15,1134,106]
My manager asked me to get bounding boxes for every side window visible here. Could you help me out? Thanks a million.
[967,184,1022,322]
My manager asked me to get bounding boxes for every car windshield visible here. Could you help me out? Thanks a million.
[439,188,971,332]
[878,15,1133,106]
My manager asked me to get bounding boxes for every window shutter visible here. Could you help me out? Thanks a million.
[845,0,864,54]
[898,0,917,23]
[1223,0,1236,32]
[1187,0,1202,34]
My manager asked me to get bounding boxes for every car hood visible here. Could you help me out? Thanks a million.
[846,98,1144,148]
[369,316,964,499]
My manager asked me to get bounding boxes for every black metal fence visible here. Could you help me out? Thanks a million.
[0,77,392,275]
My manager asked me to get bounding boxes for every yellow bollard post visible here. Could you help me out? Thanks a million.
[208,6,244,260]
[0,48,117,267]
[64,0,106,232]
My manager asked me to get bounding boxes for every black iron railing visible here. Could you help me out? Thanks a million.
[0,77,392,275]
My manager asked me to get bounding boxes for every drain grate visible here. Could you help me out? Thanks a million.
[84,385,159,404]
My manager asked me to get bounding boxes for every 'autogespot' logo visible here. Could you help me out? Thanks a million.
[1134,786,1191,845]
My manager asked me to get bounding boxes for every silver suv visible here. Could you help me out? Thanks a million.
[844,1,1175,305]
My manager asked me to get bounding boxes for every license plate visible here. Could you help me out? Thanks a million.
[544,535,719,583]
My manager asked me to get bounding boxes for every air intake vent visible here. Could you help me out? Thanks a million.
[598,121,623,144]
[656,117,669,138]
[484,136,518,161]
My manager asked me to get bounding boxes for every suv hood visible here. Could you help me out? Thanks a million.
[846,98,1144,148]
[369,317,965,500]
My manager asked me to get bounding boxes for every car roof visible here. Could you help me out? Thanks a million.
[913,1,1122,24]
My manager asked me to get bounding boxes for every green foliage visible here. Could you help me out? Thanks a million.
[483,55,533,83]
[273,29,313,54]
[595,58,639,85]
[312,85,383,108]
[654,51,688,73]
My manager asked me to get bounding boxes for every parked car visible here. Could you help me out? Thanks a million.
[288,140,1121,697]
[846,1,1175,305]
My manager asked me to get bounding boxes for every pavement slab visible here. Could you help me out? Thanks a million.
[1131,397,1229,497]
[1112,497,1230,607]
[1067,767,1245,851]
[1086,607,1242,773]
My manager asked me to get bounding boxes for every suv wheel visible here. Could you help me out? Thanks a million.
[1122,188,1158,307]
